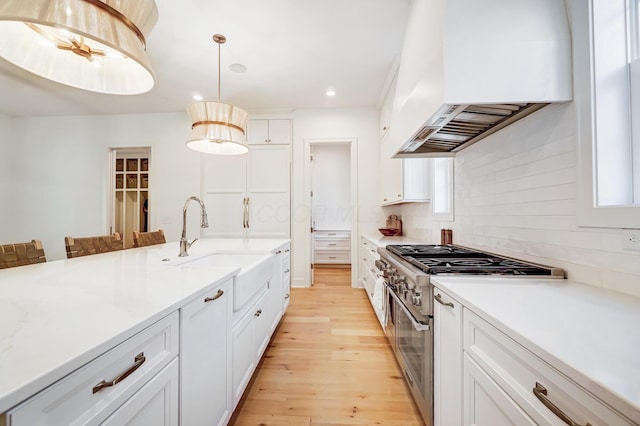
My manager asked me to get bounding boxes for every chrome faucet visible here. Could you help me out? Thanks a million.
[179,196,209,257]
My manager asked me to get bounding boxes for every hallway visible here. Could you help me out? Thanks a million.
[229,268,424,425]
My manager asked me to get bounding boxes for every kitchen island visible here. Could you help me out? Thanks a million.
[0,238,289,425]
[431,276,640,425]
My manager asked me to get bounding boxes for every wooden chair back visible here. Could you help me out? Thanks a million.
[0,239,46,269]
[132,229,166,248]
[64,233,123,259]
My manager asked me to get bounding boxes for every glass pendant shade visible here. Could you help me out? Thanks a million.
[186,101,249,155]
[0,0,158,95]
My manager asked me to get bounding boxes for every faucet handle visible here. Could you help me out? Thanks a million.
[187,238,198,249]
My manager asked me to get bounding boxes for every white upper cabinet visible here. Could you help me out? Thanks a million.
[380,135,430,206]
[247,119,291,145]
[379,60,399,139]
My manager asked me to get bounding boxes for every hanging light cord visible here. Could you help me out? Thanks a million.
[213,34,226,101]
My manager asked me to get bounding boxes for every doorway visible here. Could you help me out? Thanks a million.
[304,138,358,287]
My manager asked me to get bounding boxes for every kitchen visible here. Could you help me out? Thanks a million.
[1,0,640,425]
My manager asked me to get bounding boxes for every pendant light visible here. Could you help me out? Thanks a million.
[186,34,249,155]
[0,0,158,95]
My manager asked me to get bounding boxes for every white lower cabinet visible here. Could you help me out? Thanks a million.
[101,359,179,426]
[433,288,462,426]
[432,289,636,426]
[267,242,291,333]
[463,309,634,426]
[6,312,179,426]
[232,290,270,407]
[181,279,233,426]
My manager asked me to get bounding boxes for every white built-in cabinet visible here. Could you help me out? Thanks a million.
[359,236,384,326]
[380,137,430,205]
[433,284,636,426]
[202,132,291,238]
[379,61,399,138]
[313,230,351,264]
[247,119,291,145]
[181,280,233,426]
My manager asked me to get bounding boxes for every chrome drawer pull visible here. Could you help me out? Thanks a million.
[285,268,290,273]
[255,309,263,317]
[284,294,290,299]
[204,289,224,303]
[93,352,146,394]
[533,382,592,426]
[434,293,454,308]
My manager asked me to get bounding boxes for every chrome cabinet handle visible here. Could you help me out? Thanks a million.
[275,250,282,254]
[434,293,454,308]
[204,289,224,303]
[328,243,337,246]
[245,197,250,228]
[284,248,290,253]
[533,382,592,426]
[284,294,290,299]
[255,309,262,317]
[284,268,290,273]
[93,352,146,394]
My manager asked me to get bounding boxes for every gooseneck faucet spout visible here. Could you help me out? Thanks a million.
[179,196,209,257]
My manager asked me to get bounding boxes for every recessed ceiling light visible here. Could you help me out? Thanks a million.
[193,94,203,101]
[326,89,336,97]
[229,63,247,73]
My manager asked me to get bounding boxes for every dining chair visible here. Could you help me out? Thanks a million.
[0,239,46,269]
[132,229,166,248]
[64,233,123,259]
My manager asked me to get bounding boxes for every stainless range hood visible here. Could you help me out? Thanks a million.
[391,0,573,158]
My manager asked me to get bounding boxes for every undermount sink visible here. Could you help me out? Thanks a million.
[181,252,275,311]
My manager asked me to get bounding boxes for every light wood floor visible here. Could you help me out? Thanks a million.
[229,267,425,425]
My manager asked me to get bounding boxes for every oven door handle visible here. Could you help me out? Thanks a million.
[386,284,431,332]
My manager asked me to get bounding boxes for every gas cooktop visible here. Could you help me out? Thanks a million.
[385,244,564,277]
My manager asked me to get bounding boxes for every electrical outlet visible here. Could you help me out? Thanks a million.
[622,230,640,251]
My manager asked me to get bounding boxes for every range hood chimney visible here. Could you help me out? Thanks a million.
[392,0,573,157]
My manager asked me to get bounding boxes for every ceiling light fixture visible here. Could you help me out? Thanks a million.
[0,0,158,95]
[185,34,249,155]
[326,89,336,97]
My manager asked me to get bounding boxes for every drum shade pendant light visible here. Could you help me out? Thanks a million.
[186,34,249,155]
[0,0,158,95]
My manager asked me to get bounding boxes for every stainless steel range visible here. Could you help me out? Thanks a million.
[375,244,564,426]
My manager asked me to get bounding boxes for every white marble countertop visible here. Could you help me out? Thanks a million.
[431,276,640,423]
[361,233,422,248]
[0,237,288,413]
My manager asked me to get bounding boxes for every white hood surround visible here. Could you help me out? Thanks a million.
[390,0,573,157]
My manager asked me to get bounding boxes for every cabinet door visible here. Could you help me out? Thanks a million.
[247,119,270,145]
[246,146,290,237]
[463,354,536,426]
[283,245,291,312]
[434,289,462,426]
[101,359,179,426]
[202,153,247,237]
[232,309,256,407]
[181,281,233,426]
[252,292,271,361]
[266,119,291,144]
[380,137,403,205]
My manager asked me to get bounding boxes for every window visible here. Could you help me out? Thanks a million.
[576,0,640,228]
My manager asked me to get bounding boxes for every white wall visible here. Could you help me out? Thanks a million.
[6,112,201,260]
[292,108,383,288]
[0,114,16,233]
[311,143,351,230]
[398,103,640,298]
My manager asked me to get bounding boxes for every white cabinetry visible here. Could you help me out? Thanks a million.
[360,236,384,327]
[268,242,291,332]
[313,230,351,264]
[232,290,271,407]
[203,144,290,238]
[379,62,399,138]
[462,309,634,426]
[247,119,291,145]
[433,288,462,426]
[7,313,180,425]
[380,137,430,205]
[181,279,233,426]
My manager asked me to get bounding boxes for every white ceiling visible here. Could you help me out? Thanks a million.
[0,0,410,117]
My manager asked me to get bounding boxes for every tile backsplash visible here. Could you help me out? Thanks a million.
[397,102,640,298]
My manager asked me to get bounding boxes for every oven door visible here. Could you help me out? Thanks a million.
[392,292,433,425]
[384,284,396,352]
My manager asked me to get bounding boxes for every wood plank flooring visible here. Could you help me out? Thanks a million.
[229,268,425,425]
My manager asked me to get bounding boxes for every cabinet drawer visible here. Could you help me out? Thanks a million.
[315,238,350,250]
[315,251,350,263]
[314,231,350,240]
[464,309,633,426]
[9,312,179,426]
